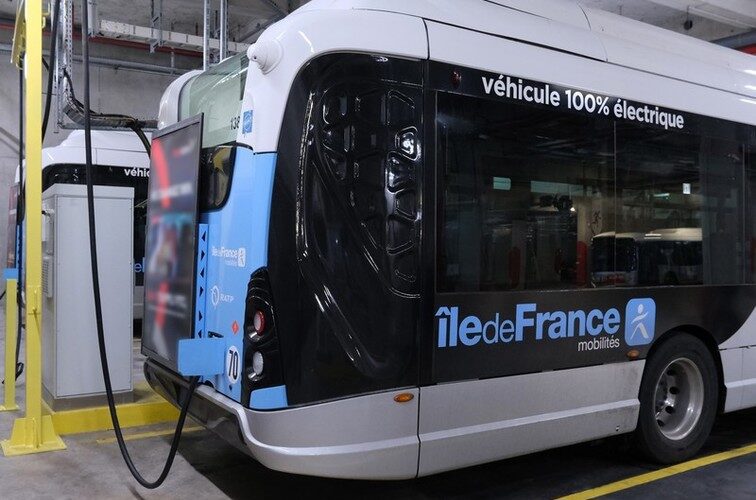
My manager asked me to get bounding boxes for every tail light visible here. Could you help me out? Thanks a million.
[247,310,266,341]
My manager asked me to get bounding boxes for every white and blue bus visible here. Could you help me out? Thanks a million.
[142,0,756,480]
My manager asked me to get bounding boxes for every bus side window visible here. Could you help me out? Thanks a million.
[616,125,745,286]
[436,92,615,293]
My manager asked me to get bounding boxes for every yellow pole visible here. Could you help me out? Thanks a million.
[0,277,19,411]
[1,0,65,455]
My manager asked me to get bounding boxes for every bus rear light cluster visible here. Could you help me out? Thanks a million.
[241,268,284,407]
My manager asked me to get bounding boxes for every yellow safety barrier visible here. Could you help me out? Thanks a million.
[47,382,180,436]
[0,278,19,412]
[1,0,66,456]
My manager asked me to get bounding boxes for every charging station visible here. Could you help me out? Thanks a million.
[42,184,134,408]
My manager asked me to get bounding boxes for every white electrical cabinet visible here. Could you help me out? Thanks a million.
[42,184,134,407]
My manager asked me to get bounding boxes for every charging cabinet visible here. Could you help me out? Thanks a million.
[41,184,134,408]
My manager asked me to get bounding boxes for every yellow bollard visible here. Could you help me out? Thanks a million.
[1,0,65,456]
[0,276,19,411]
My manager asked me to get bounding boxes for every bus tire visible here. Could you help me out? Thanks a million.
[634,333,718,463]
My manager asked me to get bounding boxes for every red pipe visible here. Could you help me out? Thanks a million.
[0,21,203,58]
[89,36,202,58]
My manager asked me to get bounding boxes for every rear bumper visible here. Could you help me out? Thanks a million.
[144,359,420,479]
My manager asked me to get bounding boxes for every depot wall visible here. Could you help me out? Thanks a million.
[0,51,180,268]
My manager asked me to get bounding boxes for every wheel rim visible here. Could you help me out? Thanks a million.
[653,357,705,441]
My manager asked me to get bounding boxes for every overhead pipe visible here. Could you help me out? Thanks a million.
[220,0,227,60]
[0,43,188,75]
[203,0,210,70]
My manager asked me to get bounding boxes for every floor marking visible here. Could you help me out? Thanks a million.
[95,426,203,444]
[558,442,756,499]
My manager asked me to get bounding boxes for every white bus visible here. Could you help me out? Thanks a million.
[7,130,150,320]
[142,0,756,480]
[591,228,704,287]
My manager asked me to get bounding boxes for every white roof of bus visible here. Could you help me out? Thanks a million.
[593,228,702,242]
[647,227,702,241]
[293,0,755,99]
[55,130,149,152]
[593,232,646,240]
[235,0,754,151]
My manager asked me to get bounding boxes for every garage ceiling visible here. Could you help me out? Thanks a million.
[581,0,755,41]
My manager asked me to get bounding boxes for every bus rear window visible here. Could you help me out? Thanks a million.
[179,54,248,149]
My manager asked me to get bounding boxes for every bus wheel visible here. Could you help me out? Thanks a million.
[634,333,718,463]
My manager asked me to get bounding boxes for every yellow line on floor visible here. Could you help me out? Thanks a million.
[558,443,756,500]
[95,426,203,444]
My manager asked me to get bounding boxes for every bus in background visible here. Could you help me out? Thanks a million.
[142,0,756,480]
[592,228,703,287]
[7,130,150,322]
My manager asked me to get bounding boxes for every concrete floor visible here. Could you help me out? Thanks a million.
[2,311,756,499]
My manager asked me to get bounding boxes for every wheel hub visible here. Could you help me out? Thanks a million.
[653,357,704,441]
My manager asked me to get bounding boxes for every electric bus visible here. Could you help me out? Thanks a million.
[7,130,150,320]
[591,228,704,287]
[142,0,756,480]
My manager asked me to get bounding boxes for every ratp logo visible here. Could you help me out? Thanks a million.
[242,110,253,134]
[625,298,656,346]
[210,285,234,308]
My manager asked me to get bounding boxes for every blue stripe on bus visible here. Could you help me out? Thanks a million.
[201,149,278,405]
[177,337,226,376]
[250,385,288,410]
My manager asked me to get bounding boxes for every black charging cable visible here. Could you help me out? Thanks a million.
[80,0,199,488]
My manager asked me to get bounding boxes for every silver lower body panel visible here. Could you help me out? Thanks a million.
[145,359,644,479]
[417,361,644,476]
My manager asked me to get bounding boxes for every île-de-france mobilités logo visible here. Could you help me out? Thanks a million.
[625,298,656,346]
